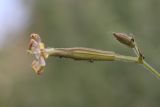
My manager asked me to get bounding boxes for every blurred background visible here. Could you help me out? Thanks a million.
[0,0,160,107]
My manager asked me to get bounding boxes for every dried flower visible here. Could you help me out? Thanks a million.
[28,33,47,75]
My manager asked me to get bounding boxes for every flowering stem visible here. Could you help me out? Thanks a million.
[28,33,160,78]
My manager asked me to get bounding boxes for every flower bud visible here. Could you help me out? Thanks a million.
[113,33,135,48]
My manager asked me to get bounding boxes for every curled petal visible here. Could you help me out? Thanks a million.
[39,56,46,67]
[32,59,45,75]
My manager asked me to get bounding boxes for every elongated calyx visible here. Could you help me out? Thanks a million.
[113,33,135,48]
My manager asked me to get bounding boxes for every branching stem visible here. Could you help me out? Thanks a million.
[44,47,160,78]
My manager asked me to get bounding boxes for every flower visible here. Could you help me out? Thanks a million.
[28,33,47,75]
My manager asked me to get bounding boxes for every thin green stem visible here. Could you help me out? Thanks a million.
[134,42,140,56]
[142,60,160,79]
